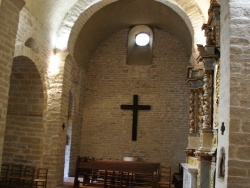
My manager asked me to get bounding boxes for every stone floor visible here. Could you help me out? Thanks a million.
[56,177,74,188]
[58,177,176,188]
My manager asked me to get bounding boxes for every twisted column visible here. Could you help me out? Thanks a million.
[202,72,212,130]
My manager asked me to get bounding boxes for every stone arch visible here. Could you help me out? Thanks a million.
[8,56,45,116]
[160,0,206,52]
[12,46,48,165]
[56,0,206,64]
[3,55,45,167]
[14,45,48,106]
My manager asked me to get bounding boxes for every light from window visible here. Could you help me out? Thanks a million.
[135,33,150,46]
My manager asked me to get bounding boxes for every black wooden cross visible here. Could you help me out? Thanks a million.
[121,95,151,141]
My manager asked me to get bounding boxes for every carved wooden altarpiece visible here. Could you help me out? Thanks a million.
[185,1,220,188]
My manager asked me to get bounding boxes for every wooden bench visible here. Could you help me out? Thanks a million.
[74,156,160,188]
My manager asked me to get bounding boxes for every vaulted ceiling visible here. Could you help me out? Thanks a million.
[23,0,211,68]
[24,0,210,32]
[73,0,193,67]
[24,0,78,31]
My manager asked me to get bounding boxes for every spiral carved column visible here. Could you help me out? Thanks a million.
[186,67,204,155]
[189,90,195,134]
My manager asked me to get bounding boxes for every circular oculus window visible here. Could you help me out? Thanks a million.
[135,33,150,46]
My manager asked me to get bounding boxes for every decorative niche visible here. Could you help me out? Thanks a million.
[25,37,39,53]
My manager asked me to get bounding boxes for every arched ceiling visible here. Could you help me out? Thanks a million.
[23,0,211,68]
[24,0,78,31]
[24,0,210,31]
[74,0,192,68]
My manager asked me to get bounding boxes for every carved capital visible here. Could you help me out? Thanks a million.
[187,66,204,81]
[186,133,199,154]
[203,57,216,71]
[196,45,219,65]
[195,152,215,162]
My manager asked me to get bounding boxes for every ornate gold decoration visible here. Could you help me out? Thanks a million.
[198,89,203,133]
[190,0,220,187]
[202,24,215,46]
[213,60,220,129]
[185,149,196,156]
[207,0,220,47]
[202,72,212,129]
[187,156,199,168]
[210,161,216,188]
[187,67,204,135]
[186,67,204,156]
[189,90,195,133]
[197,161,201,188]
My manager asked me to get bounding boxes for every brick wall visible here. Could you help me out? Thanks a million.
[81,28,190,173]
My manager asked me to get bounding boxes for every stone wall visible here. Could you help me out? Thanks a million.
[2,57,45,167]
[5,1,250,187]
[0,0,24,168]
[4,115,44,165]
[8,4,71,187]
[227,0,250,187]
[66,57,87,177]
[81,28,190,173]
[42,50,72,186]
[17,7,51,61]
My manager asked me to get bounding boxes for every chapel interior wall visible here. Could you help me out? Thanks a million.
[80,28,190,174]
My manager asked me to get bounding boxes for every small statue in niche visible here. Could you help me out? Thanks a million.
[202,24,216,46]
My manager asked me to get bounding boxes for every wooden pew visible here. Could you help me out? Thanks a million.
[74,156,160,188]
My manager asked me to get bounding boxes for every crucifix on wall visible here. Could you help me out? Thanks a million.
[120,95,151,141]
